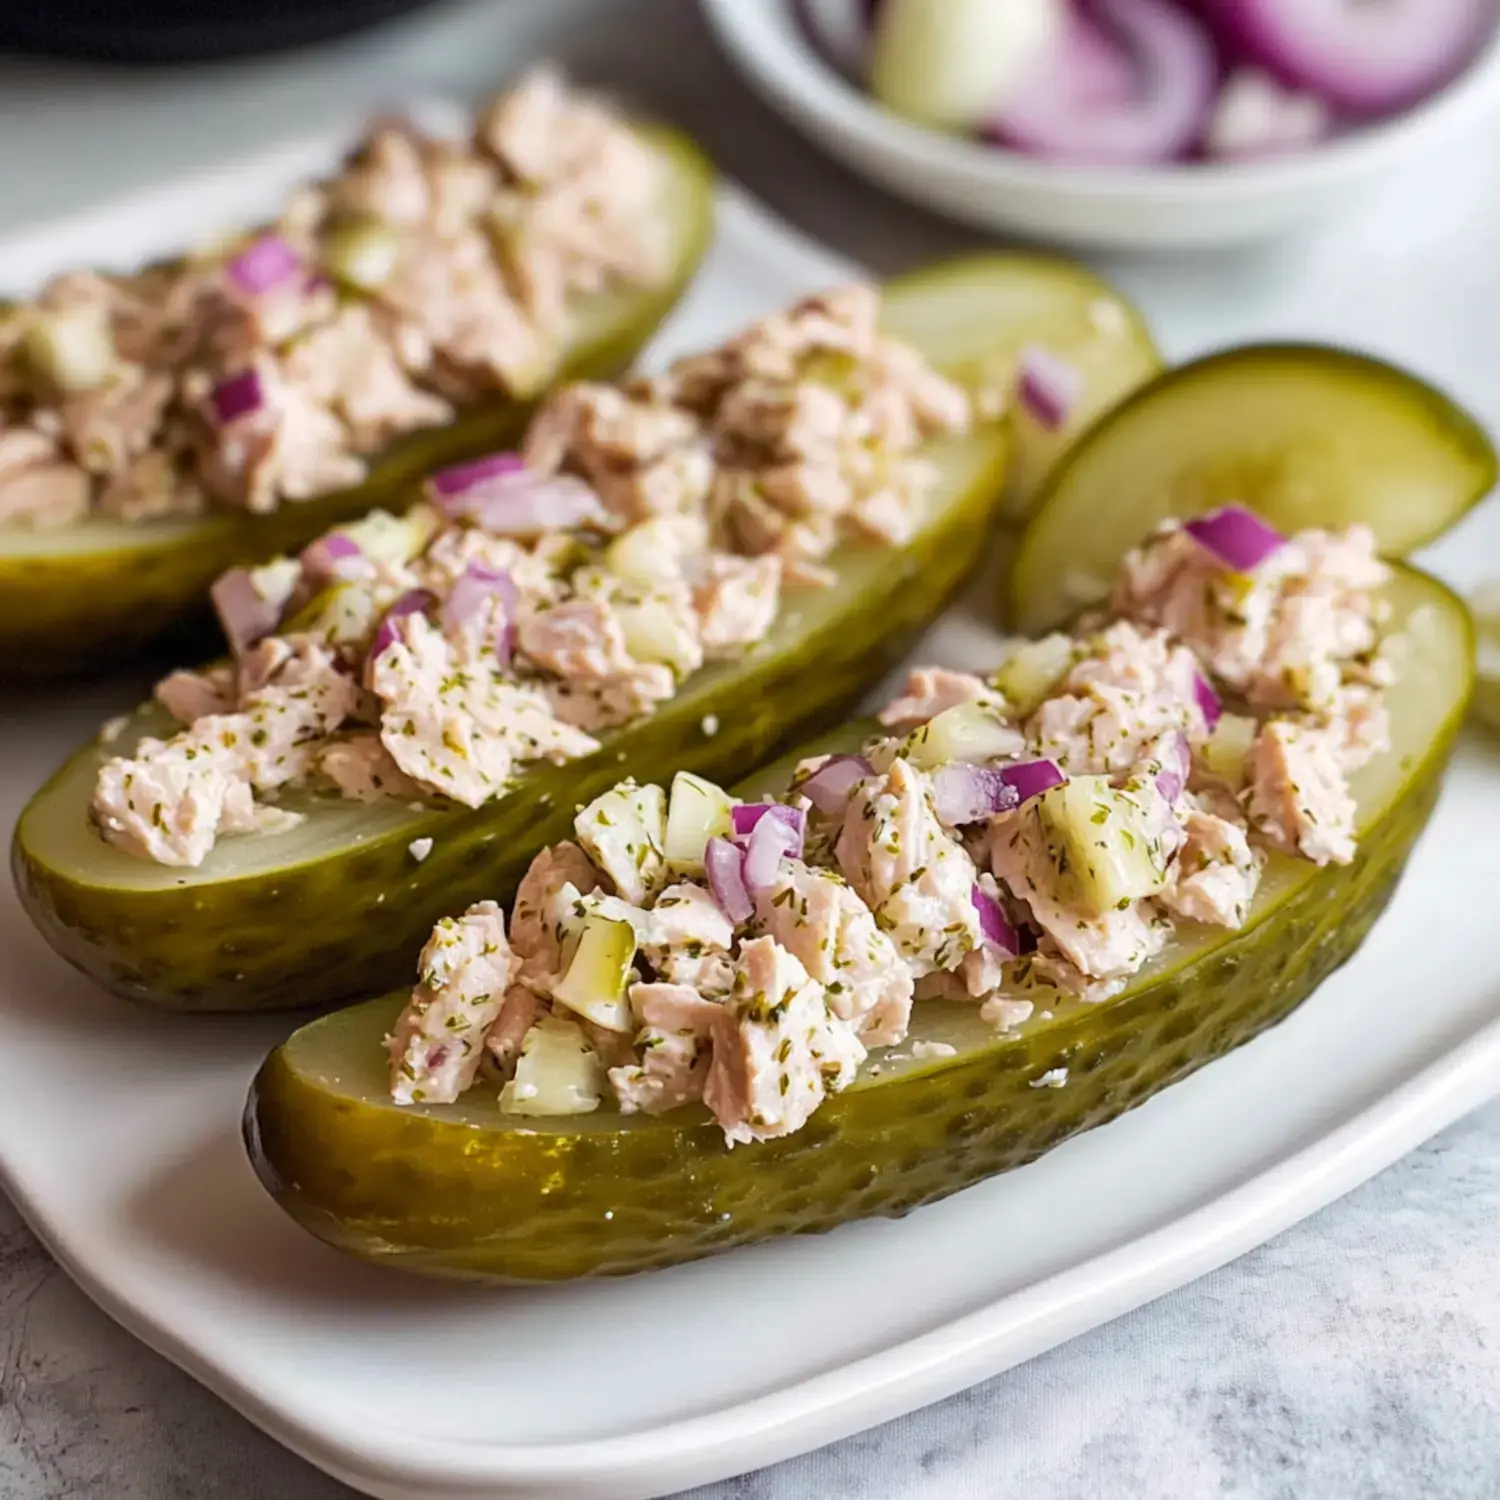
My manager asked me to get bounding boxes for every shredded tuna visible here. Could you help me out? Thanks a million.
[510,841,603,985]
[643,883,737,996]
[369,611,598,806]
[753,861,912,1047]
[702,936,865,1146]
[836,757,980,977]
[1248,719,1358,866]
[155,667,235,724]
[317,734,424,804]
[878,667,1006,731]
[481,984,540,1080]
[609,982,721,1115]
[388,902,515,1104]
[1160,806,1261,928]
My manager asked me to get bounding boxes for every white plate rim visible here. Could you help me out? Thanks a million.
[6,1016,1499,1497]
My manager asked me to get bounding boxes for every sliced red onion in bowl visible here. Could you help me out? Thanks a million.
[368,589,435,664]
[300,531,370,587]
[442,564,520,667]
[210,568,283,657]
[1194,671,1223,731]
[1017,345,1083,431]
[226,234,303,297]
[796,754,874,816]
[211,369,265,426]
[1204,0,1499,117]
[988,0,1220,165]
[972,884,1021,957]
[1183,504,1286,572]
[932,765,1021,826]
[705,836,754,924]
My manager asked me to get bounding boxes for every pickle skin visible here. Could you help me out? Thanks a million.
[12,425,1008,1012]
[0,126,717,684]
[243,568,1473,1282]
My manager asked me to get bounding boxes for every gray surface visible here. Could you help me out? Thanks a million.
[1,1,1498,1496]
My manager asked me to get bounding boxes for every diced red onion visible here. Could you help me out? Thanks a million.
[427,451,528,499]
[210,568,282,657]
[427,464,606,537]
[300,531,370,587]
[705,836,754,924]
[731,803,808,850]
[932,764,1022,826]
[442,563,520,668]
[1156,731,1192,804]
[1194,671,1223,731]
[1183,504,1286,573]
[797,754,874,816]
[741,808,805,894]
[1017,345,1084,431]
[988,0,1219,165]
[368,589,435,663]
[1000,758,1068,805]
[1203,0,1498,118]
[972,884,1021,958]
[211,368,265,426]
[226,234,303,297]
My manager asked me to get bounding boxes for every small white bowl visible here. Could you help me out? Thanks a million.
[701,0,1500,251]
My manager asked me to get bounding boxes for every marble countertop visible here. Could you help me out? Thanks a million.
[1,2,1498,1496]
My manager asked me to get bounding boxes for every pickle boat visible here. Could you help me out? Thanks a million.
[12,256,1035,1013]
[244,559,1472,1281]
[0,124,716,682]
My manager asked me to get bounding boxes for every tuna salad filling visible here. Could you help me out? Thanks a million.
[383,508,1398,1146]
[90,283,976,865]
[0,68,669,529]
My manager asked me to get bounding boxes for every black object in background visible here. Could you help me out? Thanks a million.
[0,0,443,62]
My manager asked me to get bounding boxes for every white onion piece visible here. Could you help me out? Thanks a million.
[1205,0,1499,117]
[989,0,1219,165]
[870,0,1065,131]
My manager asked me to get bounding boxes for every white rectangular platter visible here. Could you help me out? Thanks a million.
[2,114,1499,1500]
